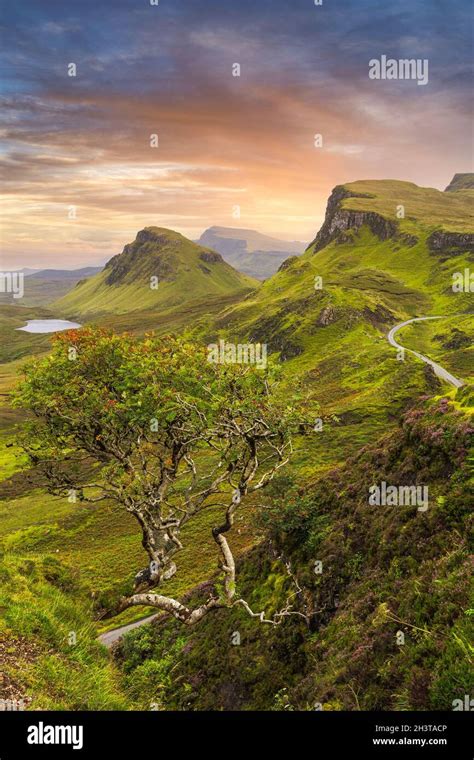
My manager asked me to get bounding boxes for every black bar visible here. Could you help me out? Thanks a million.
[0,710,471,758]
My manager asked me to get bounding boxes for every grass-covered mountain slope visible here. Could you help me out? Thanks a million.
[198,226,305,280]
[222,178,474,346]
[395,314,473,378]
[209,178,473,457]
[54,227,256,316]
[117,393,473,711]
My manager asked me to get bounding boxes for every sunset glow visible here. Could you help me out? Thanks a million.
[1,0,472,268]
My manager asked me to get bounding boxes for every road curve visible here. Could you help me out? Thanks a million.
[99,613,158,648]
[387,315,466,388]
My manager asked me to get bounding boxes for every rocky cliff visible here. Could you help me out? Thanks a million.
[308,186,397,253]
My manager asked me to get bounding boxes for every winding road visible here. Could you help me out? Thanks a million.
[387,315,466,389]
[99,314,468,648]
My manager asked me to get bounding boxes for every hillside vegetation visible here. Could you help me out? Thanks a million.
[0,554,130,709]
[117,395,473,710]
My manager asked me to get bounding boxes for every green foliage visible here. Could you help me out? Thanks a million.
[13,327,307,624]
[14,327,297,479]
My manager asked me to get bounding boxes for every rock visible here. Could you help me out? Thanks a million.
[199,250,224,264]
[427,230,474,256]
[444,173,474,192]
[316,306,336,327]
[396,233,418,247]
[308,186,397,253]
[278,255,299,272]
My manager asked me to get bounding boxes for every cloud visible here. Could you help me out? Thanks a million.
[0,0,472,267]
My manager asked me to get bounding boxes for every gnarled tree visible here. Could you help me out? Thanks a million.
[15,328,304,625]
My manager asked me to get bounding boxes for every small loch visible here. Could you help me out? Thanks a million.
[16,319,82,334]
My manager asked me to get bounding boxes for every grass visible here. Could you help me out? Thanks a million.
[339,179,474,233]
[117,394,473,711]
[0,554,131,709]
[0,306,56,363]
[0,481,262,633]
[2,203,471,629]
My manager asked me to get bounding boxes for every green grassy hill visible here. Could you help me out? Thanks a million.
[395,315,473,378]
[0,554,131,709]
[54,227,256,317]
[212,178,473,441]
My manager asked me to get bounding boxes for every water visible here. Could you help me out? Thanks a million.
[16,319,82,334]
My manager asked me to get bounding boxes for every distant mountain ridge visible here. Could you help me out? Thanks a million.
[0,266,103,307]
[198,226,306,280]
[444,172,474,192]
[25,267,102,281]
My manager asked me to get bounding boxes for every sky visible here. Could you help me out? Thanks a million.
[0,0,473,268]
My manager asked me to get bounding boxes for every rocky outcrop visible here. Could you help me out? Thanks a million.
[444,173,474,192]
[316,305,337,327]
[278,255,299,272]
[362,304,395,329]
[427,230,474,256]
[199,250,224,264]
[396,232,418,248]
[135,228,173,246]
[103,228,181,285]
[308,186,397,253]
